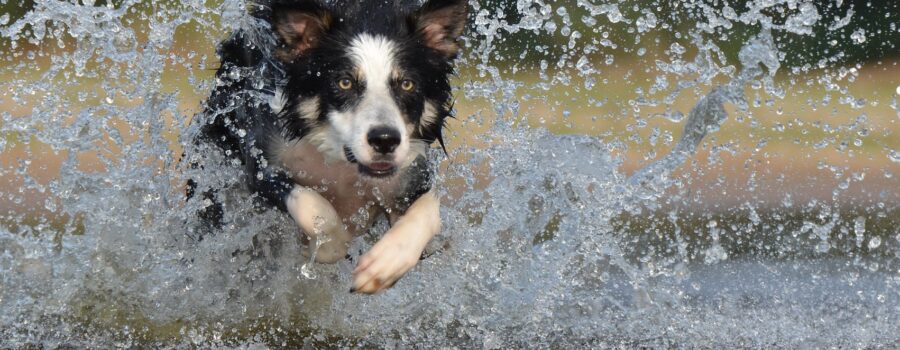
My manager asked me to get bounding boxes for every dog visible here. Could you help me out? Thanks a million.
[187,0,467,294]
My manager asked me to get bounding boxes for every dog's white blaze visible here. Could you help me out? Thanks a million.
[349,34,398,101]
[328,34,410,166]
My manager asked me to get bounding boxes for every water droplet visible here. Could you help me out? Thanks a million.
[603,5,623,23]
[659,111,684,122]
[543,21,557,33]
[888,150,900,163]
[703,243,728,264]
[815,241,830,253]
[300,263,317,279]
[838,179,851,190]
[581,16,596,27]
[854,216,867,248]
[670,42,686,55]
[636,13,657,33]
[850,29,866,44]
[867,237,882,249]
[556,6,567,16]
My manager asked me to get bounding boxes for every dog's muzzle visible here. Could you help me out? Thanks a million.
[344,146,397,178]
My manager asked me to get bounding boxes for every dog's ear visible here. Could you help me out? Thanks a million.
[271,0,333,61]
[410,0,468,58]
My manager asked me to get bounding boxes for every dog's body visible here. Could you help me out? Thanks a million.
[190,0,467,294]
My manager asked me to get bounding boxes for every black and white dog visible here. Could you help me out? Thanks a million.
[190,0,467,294]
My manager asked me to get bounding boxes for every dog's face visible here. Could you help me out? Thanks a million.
[271,0,466,179]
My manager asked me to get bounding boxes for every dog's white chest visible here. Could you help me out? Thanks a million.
[274,139,401,233]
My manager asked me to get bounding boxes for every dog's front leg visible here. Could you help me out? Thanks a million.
[285,186,352,263]
[351,189,440,294]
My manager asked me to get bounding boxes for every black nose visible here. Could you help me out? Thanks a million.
[367,126,401,154]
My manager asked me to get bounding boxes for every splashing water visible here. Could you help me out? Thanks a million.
[1,0,898,347]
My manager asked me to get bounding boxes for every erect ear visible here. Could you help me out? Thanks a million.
[410,0,468,58]
[271,0,333,62]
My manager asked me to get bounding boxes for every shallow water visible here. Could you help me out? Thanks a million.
[1,0,898,348]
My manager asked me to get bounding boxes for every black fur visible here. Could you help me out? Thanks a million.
[273,0,458,148]
[187,0,465,229]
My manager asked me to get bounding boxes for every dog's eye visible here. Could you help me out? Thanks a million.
[337,78,353,90]
[400,79,415,92]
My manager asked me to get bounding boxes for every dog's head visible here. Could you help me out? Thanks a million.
[269,0,467,179]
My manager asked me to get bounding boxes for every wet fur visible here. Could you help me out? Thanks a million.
[188,0,466,293]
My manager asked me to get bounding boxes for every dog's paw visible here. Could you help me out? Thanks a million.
[351,235,421,294]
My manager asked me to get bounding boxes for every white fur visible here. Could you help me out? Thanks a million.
[272,35,444,294]
[269,125,344,170]
[352,189,441,293]
[349,34,398,102]
[420,102,439,133]
[285,186,352,263]
[296,96,320,121]
[327,34,411,166]
[310,126,346,162]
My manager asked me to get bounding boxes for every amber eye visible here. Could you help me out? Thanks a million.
[400,79,415,92]
[337,78,353,90]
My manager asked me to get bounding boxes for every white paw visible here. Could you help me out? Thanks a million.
[351,235,422,294]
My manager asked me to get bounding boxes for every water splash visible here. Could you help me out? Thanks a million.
[629,30,777,190]
[1,0,897,347]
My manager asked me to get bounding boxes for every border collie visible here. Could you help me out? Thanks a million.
[189,0,467,294]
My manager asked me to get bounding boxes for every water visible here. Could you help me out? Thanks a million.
[1,0,898,347]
